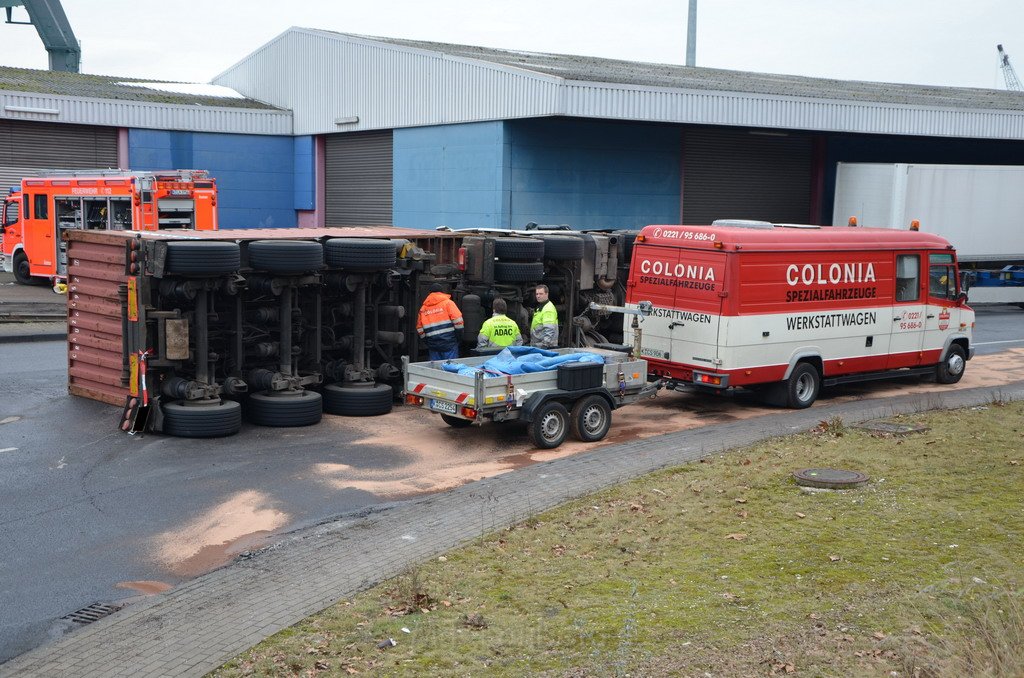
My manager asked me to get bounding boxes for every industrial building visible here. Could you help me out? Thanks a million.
[4,26,1024,230]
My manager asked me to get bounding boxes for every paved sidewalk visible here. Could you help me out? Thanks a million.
[3,381,1022,678]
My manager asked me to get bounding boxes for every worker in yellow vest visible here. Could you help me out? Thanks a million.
[530,284,558,348]
[477,298,523,349]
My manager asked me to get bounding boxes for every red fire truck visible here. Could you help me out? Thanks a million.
[625,221,975,408]
[1,170,217,284]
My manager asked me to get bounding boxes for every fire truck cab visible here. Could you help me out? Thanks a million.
[625,221,975,408]
[1,169,217,284]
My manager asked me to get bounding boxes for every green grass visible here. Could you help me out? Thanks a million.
[211,403,1024,677]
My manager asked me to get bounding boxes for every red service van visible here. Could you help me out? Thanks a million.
[625,221,975,408]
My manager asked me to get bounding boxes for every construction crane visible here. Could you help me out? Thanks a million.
[3,0,80,72]
[997,44,1022,92]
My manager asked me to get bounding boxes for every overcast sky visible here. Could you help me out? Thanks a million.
[3,0,1022,90]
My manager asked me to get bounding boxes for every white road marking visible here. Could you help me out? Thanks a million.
[0,447,17,453]
[0,416,20,425]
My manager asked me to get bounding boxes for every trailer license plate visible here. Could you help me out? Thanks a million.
[431,399,457,414]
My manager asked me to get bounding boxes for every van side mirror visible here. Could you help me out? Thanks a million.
[956,291,968,306]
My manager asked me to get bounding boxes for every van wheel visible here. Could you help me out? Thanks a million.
[786,363,820,409]
[570,395,611,442]
[528,401,569,449]
[936,344,966,384]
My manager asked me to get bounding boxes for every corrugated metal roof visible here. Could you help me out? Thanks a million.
[0,65,293,135]
[0,65,275,109]
[214,28,1024,140]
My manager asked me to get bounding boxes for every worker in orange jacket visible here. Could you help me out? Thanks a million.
[416,283,465,360]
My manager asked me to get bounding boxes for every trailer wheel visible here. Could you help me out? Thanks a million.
[570,395,611,442]
[248,240,324,274]
[540,235,584,260]
[12,250,40,285]
[165,241,241,275]
[323,382,393,416]
[324,238,397,271]
[494,261,545,282]
[441,414,473,428]
[247,389,323,426]
[162,399,242,438]
[785,362,820,409]
[494,237,544,260]
[936,344,966,384]
[528,401,569,449]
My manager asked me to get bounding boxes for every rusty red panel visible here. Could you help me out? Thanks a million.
[68,345,125,371]
[69,294,122,319]
[67,330,120,352]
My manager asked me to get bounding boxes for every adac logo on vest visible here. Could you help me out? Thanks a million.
[493,326,517,337]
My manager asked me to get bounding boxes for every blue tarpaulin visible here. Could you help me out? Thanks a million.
[440,347,604,378]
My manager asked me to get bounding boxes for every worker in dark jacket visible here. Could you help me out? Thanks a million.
[416,284,464,360]
[530,284,558,348]
[477,298,523,349]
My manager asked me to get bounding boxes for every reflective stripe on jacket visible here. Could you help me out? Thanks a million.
[530,300,558,348]
[416,292,464,350]
[477,314,523,348]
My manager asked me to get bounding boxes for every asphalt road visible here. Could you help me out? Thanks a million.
[1,306,1022,663]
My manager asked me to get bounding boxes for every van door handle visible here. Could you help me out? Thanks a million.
[668,321,685,329]
[893,317,902,322]
[926,314,935,319]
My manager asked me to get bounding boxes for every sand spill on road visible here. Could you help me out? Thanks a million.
[315,350,1024,500]
[152,490,287,576]
[115,580,173,595]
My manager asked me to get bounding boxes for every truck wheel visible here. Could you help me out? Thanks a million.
[936,344,966,384]
[494,237,544,260]
[528,401,569,449]
[324,238,397,271]
[12,251,38,285]
[441,414,473,428]
[540,235,584,260]
[165,241,241,275]
[247,389,323,426]
[162,399,242,438]
[494,261,545,282]
[248,240,324,274]
[323,382,393,416]
[785,363,820,409]
[570,395,611,442]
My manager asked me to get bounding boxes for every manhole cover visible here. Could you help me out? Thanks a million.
[854,419,929,436]
[793,468,869,489]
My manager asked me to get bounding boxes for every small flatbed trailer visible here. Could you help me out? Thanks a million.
[402,348,659,448]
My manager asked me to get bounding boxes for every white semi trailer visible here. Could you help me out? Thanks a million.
[833,162,1024,305]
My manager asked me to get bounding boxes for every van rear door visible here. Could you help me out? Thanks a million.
[628,243,725,367]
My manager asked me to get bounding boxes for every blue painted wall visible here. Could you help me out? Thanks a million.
[393,121,508,229]
[129,129,297,229]
[507,118,681,230]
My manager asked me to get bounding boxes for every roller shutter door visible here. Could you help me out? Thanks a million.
[683,128,812,224]
[325,130,393,226]
[0,119,118,191]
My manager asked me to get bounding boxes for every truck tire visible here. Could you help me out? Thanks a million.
[324,238,397,271]
[12,250,40,285]
[528,400,569,449]
[570,395,612,442]
[785,362,820,409]
[323,382,393,416]
[935,344,966,384]
[248,240,324,274]
[441,414,473,428]
[540,235,584,260]
[165,241,242,276]
[162,399,242,438]
[247,389,323,426]
[460,294,484,339]
[494,237,544,260]
[494,261,545,283]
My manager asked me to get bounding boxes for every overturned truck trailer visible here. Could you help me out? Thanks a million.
[65,227,635,437]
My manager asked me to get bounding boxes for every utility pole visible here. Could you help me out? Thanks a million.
[686,0,697,67]
[997,44,1022,92]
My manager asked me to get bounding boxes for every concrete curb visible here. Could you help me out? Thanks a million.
[2,381,1023,678]
[0,330,67,345]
